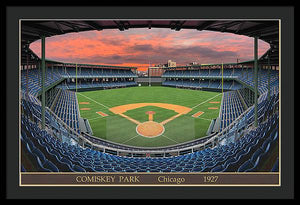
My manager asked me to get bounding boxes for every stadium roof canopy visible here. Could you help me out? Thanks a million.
[21,20,279,66]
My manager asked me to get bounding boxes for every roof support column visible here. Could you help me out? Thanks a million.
[254,36,258,127]
[41,36,46,130]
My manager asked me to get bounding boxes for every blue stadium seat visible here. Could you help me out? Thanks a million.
[32,148,47,165]
[71,164,86,172]
[271,158,279,172]
[43,160,60,172]
[21,165,26,172]
[245,156,261,172]
[250,148,264,164]
[211,164,224,172]
[237,160,253,172]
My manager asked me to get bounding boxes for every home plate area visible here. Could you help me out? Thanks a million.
[109,103,192,138]
[136,121,165,138]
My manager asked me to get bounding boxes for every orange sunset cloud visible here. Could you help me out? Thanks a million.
[29,28,270,71]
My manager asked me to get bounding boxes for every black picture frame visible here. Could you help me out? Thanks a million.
[4,5,294,199]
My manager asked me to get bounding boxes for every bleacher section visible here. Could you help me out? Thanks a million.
[21,69,62,97]
[163,79,243,90]
[162,79,243,90]
[59,67,136,78]
[48,88,61,109]
[21,67,138,94]
[238,69,279,94]
[162,68,279,94]
[220,91,246,130]
[51,89,80,133]
[57,81,137,90]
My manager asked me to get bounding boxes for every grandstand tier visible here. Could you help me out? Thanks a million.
[162,67,279,95]
[22,66,138,97]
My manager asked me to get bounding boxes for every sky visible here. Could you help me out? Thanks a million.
[29,28,270,71]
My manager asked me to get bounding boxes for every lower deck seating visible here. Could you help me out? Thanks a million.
[52,89,80,133]
[162,68,279,95]
[220,91,246,130]
[21,108,279,173]
[21,69,62,96]
[57,81,137,90]
[162,79,243,91]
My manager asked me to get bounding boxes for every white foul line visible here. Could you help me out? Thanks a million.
[161,134,179,144]
[88,116,104,121]
[77,92,110,109]
[198,117,213,121]
[191,93,222,110]
[122,134,140,144]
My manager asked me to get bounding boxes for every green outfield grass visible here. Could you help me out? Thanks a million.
[76,86,222,148]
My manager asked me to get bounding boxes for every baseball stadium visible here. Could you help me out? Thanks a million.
[20,20,280,173]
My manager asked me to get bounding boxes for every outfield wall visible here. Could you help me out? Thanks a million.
[137,77,163,86]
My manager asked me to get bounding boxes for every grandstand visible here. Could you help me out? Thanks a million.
[220,90,246,130]
[162,66,279,94]
[20,20,279,173]
[51,89,80,133]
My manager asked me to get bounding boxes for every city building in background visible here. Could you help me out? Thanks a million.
[148,60,176,77]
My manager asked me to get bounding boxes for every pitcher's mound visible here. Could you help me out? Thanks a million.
[145,111,156,115]
[136,121,165,138]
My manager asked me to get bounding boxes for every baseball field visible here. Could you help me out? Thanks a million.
[76,86,222,148]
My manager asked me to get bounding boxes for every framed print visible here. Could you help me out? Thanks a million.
[5,6,294,199]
